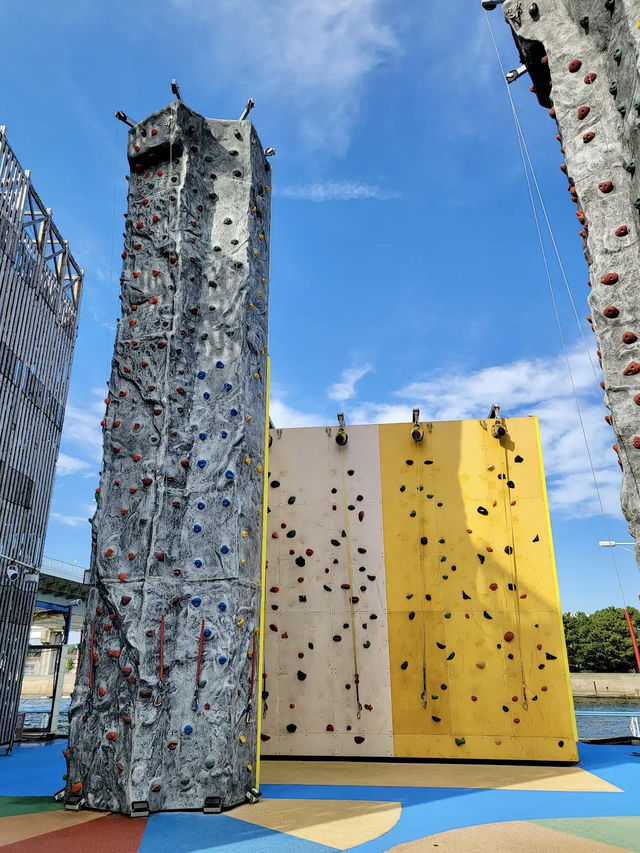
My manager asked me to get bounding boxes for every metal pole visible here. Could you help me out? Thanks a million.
[623,608,640,674]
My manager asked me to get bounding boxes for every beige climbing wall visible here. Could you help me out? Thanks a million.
[261,425,393,757]
[261,418,577,762]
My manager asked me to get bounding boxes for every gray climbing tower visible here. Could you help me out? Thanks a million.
[66,101,271,812]
[503,0,640,562]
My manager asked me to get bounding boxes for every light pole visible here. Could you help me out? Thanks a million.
[598,541,640,673]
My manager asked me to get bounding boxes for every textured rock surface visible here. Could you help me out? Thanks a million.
[66,101,270,812]
[504,0,640,560]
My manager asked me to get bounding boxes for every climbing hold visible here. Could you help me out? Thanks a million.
[297,670,307,681]
[476,661,486,669]
[286,724,297,733]
[568,59,582,73]
[420,536,428,545]
[598,181,614,193]
[623,332,637,344]
[603,306,619,318]
[583,131,595,143]
[455,737,466,746]
[613,46,623,63]
[577,105,591,120]
[483,611,492,620]
[623,362,640,375]
[615,225,629,237]
[477,506,488,516]
[584,72,597,84]
[504,631,515,642]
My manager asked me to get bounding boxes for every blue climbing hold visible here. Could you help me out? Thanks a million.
[191,597,202,607]
[221,430,228,438]
[184,725,193,735]
[230,408,238,416]
[224,382,232,391]
[197,501,205,510]
[194,559,203,568]
[221,498,230,507]
[216,360,224,368]
[197,459,207,469]
[199,432,207,440]
[220,545,229,554]
[218,602,227,612]
[204,627,212,638]
[203,392,210,400]
[197,371,206,380]
[218,655,227,665]
[225,470,234,480]
[193,524,202,533]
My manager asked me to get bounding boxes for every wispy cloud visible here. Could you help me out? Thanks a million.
[350,343,620,520]
[270,397,326,429]
[328,365,373,402]
[279,181,400,202]
[61,391,105,462]
[56,453,91,476]
[50,511,90,528]
[170,0,400,153]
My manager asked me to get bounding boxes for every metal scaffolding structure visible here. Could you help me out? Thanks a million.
[0,126,83,752]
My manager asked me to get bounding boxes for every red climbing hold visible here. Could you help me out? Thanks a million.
[622,332,637,344]
[623,362,640,376]
[326,724,335,732]
[616,225,629,237]
[121,595,131,605]
[180,459,189,468]
[584,72,597,84]
[489,583,498,591]
[633,394,640,406]
[503,631,515,642]
[118,572,127,581]
[633,437,640,449]
[305,548,314,556]
[577,105,591,120]
[156,551,165,561]
[598,181,614,193]
[603,306,619,318]
[568,59,582,72]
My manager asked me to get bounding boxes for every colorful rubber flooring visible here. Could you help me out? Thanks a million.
[0,742,639,851]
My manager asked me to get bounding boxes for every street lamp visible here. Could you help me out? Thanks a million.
[599,541,635,547]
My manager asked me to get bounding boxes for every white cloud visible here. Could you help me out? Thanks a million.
[352,343,622,520]
[279,181,399,202]
[327,365,373,402]
[56,453,91,476]
[50,511,90,528]
[270,397,325,428]
[61,391,105,462]
[171,0,400,152]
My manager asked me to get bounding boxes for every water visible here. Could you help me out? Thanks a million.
[17,696,640,741]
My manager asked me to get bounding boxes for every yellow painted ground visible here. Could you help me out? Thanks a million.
[0,809,105,846]
[227,798,401,850]
[260,759,621,792]
[387,820,633,852]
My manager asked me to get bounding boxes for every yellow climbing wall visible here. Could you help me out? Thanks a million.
[380,416,577,761]
[262,417,577,762]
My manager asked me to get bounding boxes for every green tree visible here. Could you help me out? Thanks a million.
[563,607,640,673]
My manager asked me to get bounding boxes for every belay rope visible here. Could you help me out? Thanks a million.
[191,619,205,711]
[341,455,362,720]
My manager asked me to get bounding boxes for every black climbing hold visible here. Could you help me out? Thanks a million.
[345,683,351,689]
[331,488,337,494]
[438,538,445,544]
[451,565,457,572]
[297,670,307,681]
[420,537,428,545]
[477,554,485,565]
[295,557,306,567]
[477,506,488,516]
[425,594,431,601]
[357,547,367,554]
[579,15,589,30]
[545,652,557,660]
[400,661,408,670]
[533,535,539,543]
[270,480,280,488]
[502,705,509,713]
[308,642,314,649]
[343,623,349,629]
[399,485,406,492]
[432,716,441,722]
[436,642,446,650]
[331,539,340,547]
[347,469,354,476]
[531,695,538,701]
[483,611,492,620]
[287,496,296,505]
[462,591,471,600]
[332,559,339,564]
[504,546,513,555]
[507,480,515,489]
[508,583,515,591]
[406,460,414,466]
[507,653,514,660]
[299,595,307,603]
[440,684,447,690]
[323,585,332,592]
[286,530,296,538]
[425,460,433,465]
[538,664,545,670]
[286,724,297,733]
[558,740,565,747]
[446,651,455,660]
[514,455,523,463]
[341,530,347,538]
[333,635,342,642]
[348,504,355,511]
[354,736,365,744]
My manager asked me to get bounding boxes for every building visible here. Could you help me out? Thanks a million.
[0,127,83,752]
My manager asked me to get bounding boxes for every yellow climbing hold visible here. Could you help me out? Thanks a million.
[237,617,245,627]
[246,763,253,771]
[257,290,263,297]
[256,464,263,473]
[258,391,263,398]
[247,649,254,659]
[261,277,267,284]
[242,530,248,538]
[253,372,260,379]
[258,233,265,240]
[241,558,246,565]
[245,456,251,465]
[239,734,246,744]
[251,205,257,213]
[249,303,255,310]
[246,415,253,422]
[265,186,270,192]
[253,250,259,258]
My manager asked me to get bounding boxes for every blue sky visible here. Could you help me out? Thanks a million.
[2,0,638,613]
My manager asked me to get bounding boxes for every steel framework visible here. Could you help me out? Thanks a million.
[0,126,83,752]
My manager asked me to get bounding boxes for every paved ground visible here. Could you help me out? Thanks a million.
[0,742,639,851]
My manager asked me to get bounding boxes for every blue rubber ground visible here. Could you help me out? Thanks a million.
[1,742,639,852]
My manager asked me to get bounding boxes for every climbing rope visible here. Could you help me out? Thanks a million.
[484,11,631,607]
[416,433,429,709]
[191,618,205,711]
[498,439,528,710]
[340,452,362,720]
[105,124,119,379]
[154,614,165,707]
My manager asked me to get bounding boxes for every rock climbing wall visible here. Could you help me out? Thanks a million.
[503,0,640,564]
[262,418,577,761]
[66,101,271,813]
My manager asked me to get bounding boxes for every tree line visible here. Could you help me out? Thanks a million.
[563,606,640,673]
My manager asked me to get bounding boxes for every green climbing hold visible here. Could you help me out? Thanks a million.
[440,556,446,563]
[427,494,434,499]
[618,104,627,117]
[444,612,451,619]
[609,82,618,97]
[579,15,589,29]
[613,46,623,64]
[287,496,296,504]
[348,504,355,510]
[438,538,445,544]
[409,510,416,517]
[363,640,371,648]
[442,575,448,580]
[446,651,455,660]
[455,737,466,747]
[286,530,296,538]
[180,776,191,786]
[431,694,439,700]
[635,98,640,115]
[624,160,636,175]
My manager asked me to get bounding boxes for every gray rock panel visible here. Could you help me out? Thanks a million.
[66,101,270,812]
[504,0,640,561]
